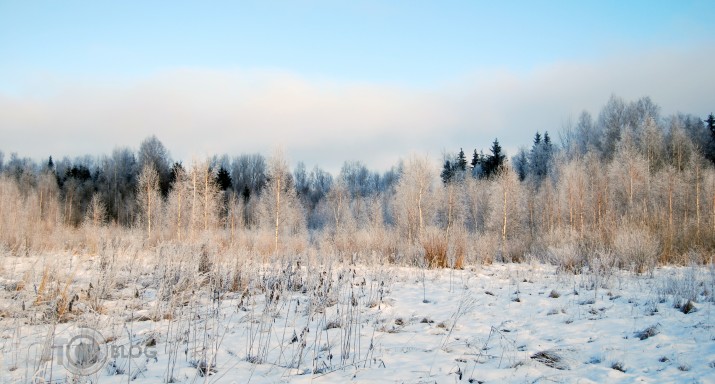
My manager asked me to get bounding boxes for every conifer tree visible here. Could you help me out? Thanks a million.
[483,139,506,179]
[216,166,232,191]
[470,149,480,169]
[456,148,467,172]
[440,159,454,184]
[706,113,715,144]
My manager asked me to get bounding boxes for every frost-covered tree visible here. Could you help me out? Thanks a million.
[138,135,171,196]
[259,149,305,253]
[98,147,137,226]
[529,131,554,182]
[84,193,107,228]
[230,153,267,202]
[486,165,524,261]
[190,159,221,233]
[641,115,665,173]
[574,110,599,156]
[394,155,436,243]
[137,164,161,238]
[166,162,189,241]
[512,148,529,182]
[598,95,628,160]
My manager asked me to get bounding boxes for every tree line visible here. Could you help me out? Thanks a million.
[1,95,714,271]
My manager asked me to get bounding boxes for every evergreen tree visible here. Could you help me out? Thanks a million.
[471,149,486,178]
[470,149,480,169]
[529,131,554,182]
[706,113,715,139]
[440,159,454,184]
[513,149,528,181]
[216,166,232,191]
[483,139,506,179]
[456,148,467,172]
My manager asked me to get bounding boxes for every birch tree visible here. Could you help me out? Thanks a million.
[394,155,436,243]
[259,149,304,254]
[137,164,161,239]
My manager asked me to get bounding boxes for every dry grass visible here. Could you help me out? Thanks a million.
[421,230,448,268]
[635,324,660,340]
[531,350,568,370]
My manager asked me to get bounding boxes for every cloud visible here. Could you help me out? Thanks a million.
[1,45,713,172]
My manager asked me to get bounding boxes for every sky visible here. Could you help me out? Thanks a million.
[1,1,714,172]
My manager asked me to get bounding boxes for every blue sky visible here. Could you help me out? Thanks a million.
[1,1,714,170]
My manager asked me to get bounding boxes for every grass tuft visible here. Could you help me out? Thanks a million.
[635,324,660,340]
[531,350,568,370]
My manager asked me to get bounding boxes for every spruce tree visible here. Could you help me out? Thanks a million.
[471,149,480,169]
[216,166,232,191]
[471,149,486,178]
[513,149,528,181]
[440,159,454,184]
[706,113,715,139]
[457,148,468,172]
[484,139,506,179]
[529,131,554,182]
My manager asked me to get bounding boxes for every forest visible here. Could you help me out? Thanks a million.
[1,95,714,273]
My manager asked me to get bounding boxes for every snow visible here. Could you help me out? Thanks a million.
[1,254,715,383]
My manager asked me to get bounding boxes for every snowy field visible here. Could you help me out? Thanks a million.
[1,251,714,383]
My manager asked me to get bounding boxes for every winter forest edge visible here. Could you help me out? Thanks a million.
[2,95,714,271]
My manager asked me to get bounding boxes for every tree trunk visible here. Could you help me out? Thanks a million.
[191,170,197,240]
[696,163,701,242]
[177,184,182,241]
[274,173,281,254]
[147,178,152,237]
[417,186,424,235]
[502,180,507,259]
[204,167,209,231]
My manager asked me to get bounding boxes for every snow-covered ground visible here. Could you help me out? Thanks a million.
[1,252,714,383]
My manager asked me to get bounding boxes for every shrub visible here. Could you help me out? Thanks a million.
[613,225,660,274]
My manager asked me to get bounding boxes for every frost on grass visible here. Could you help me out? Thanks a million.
[2,253,714,384]
[635,324,660,340]
[678,299,697,314]
[531,350,569,370]
[611,361,626,372]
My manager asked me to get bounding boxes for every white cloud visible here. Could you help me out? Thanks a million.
[1,45,713,172]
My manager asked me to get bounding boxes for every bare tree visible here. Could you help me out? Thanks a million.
[84,193,107,228]
[491,165,523,260]
[138,135,171,195]
[166,163,189,241]
[394,155,436,243]
[259,149,304,254]
[137,164,161,239]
